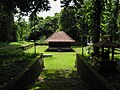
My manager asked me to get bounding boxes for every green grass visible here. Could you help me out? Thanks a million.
[25,45,85,70]
[10,41,33,46]
[25,45,48,53]
[25,45,96,70]
[44,53,76,69]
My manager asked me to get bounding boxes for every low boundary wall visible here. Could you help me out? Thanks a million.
[76,54,113,90]
[7,54,44,90]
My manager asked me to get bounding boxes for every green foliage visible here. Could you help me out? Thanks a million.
[60,0,120,45]
[0,0,51,42]
[0,41,35,59]
[100,0,120,40]
[15,18,31,41]
[0,42,37,89]
[1,0,120,45]
[36,36,47,44]
[15,0,120,46]
[0,0,51,14]
[0,42,10,47]
[0,53,37,89]
[28,13,60,40]
[59,6,81,41]
[59,4,92,44]
[42,15,60,37]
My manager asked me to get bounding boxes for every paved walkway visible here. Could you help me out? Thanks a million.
[29,69,91,90]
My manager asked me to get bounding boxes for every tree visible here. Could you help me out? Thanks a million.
[110,0,119,42]
[28,13,60,40]
[59,6,81,41]
[15,18,31,41]
[100,0,120,43]
[60,0,95,45]
[60,0,102,54]
[92,0,104,55]
[28,16,44,40]
[0,2,14,41]
[0,0,50,42]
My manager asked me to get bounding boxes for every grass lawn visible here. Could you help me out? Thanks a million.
[25,45,93,70]
[43,53,76,69]
[25,45,82,70]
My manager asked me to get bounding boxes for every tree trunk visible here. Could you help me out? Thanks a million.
[0,2,14,42]
[93,0,103,55]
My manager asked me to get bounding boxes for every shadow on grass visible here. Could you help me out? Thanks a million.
[29,69,91,90]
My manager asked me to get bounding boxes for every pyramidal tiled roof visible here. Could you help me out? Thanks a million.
[46,31,75,42]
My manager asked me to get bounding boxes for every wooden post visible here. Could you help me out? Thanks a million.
[108,47,110,60]
[34,18,36,54]
[102,47,104,61]
[112,47,114,60]
[34,41,36,54]
[82,46,84,56]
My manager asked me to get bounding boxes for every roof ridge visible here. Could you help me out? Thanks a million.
[60,31,74,40]
[46,31,75,42]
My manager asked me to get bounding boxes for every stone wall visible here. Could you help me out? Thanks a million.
[76,54,112,90]
[8,54,44,90]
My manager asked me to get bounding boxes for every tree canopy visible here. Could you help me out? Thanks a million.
[0,0,51,42]
[0,0,51,15]
[0,0,120,54]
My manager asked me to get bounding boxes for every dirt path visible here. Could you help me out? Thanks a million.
[29,69,91,90]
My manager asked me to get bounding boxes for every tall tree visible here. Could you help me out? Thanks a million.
[28,13,60,40]
[92,0,104,55]
[0,2,14,41]
[110,0,119,42]
[16,18,31,41]
[0,0,50,42]
[59,6,81,41]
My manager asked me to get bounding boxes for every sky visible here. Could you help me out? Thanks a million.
[38,0,62,18]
